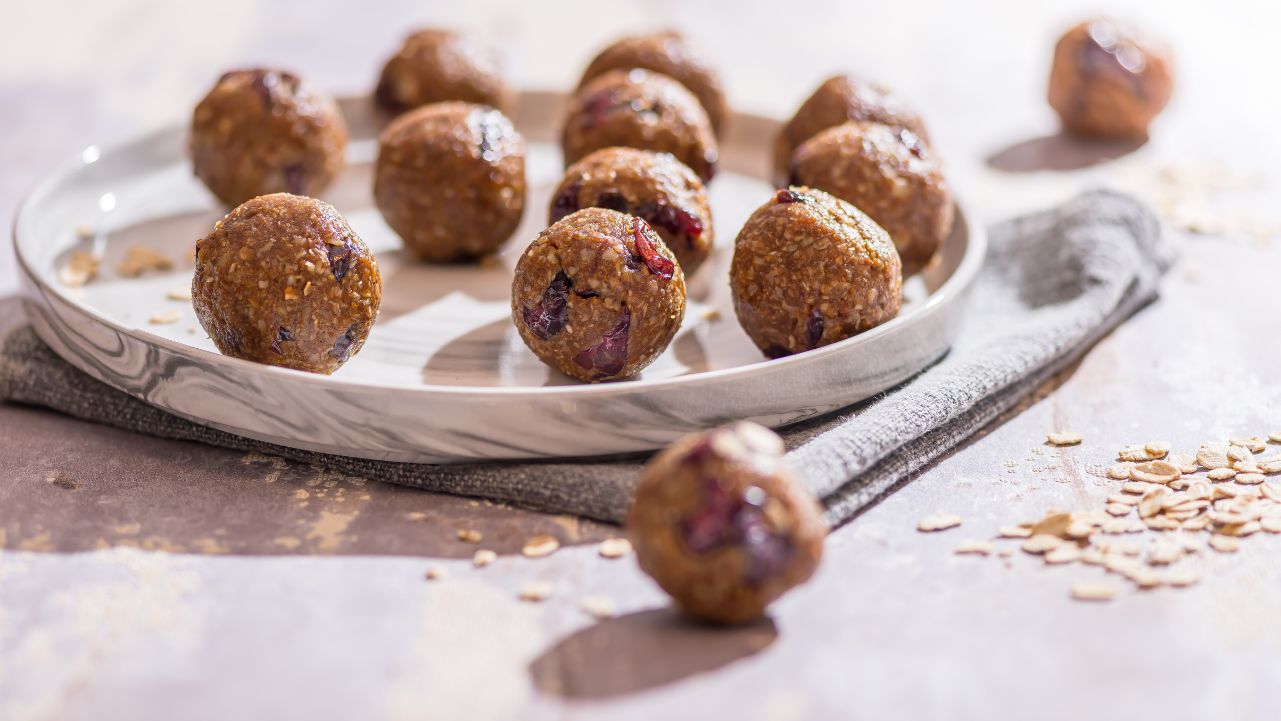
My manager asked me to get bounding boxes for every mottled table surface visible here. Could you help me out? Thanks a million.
[2,1,1280,719]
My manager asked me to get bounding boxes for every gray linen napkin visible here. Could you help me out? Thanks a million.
[0,190,1170,525]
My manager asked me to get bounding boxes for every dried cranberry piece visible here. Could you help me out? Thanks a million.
[680,481,739,554]
[246,69,298,110]
[269,326,294,355]
[595,191,629,213]
[550,181,581,223]
[679,480,794,586]
[736,502,794,584]
[573,306,630,377]
[327,241,355,283]
[574,288,601,299]
[522,271,572,340]
[329,324,359,362]
[763,345,792,359]
[775,189,805,204]
[635,201,703,239]
[805,309,825,349]
[632,218,675,280]
[474,109,505,162]
[578,88,620,130]
[283,164,306,195]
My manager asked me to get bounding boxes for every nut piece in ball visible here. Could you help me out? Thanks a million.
[192,194,381,374]
[791,121,953,273]
[550,147,714,276]
[627,422,827,625]
[774,74,929,186]
[578,32,729,137]
[1048,19,1173,140]
[511,208,686,382]
[190,69,348,206]
[562,69,718,182]
[731,187,902,359]
[374,102,526,262]
[375,28,513,115]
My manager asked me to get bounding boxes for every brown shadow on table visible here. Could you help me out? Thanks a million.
[529,607,777,699]
[986,132,1145,173]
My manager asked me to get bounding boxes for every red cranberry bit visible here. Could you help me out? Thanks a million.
[899,129,925,159]
[805,309,825,349]
[573,307,630,378]
[578,88,621,130]
[632,218,675,280]
[595,191,629,213]
[635,201,703,239]
[329,324,359,362]
[550,181,581,223]
[522,271,572,340]
[775,189,805,204]
[680,480,739,554]
[574,288,602,299]
[327,240,355,283]
[269,326,294,355]
[474,109,505,162]
[679,479,794,585]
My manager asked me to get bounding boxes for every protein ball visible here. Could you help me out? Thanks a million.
[791,121,953,273]
[511,208,686,382]
[550,147,713,276]
[730,187,902,358]
[562,69,718,182]
[374,102,526,262]
[578,32,729,137]
[773,74,928,186]
[627,422,827,625]
[192,193,381,374]
[1048,19,1174,140]
[190,69,348,207]
[374,28,513,115]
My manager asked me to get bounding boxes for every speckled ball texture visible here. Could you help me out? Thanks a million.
[375,28,513,115]
[192,194,382,375]
[374,102,526,262]
[190,68,348,206]
[791,121,953,273]
[549,147,714,276]
[562,69,718,182]
[578,32,729,137]
[627,421,827,625]
[730,187,903,359]
[511,208,686,382]
[773,74,929,186]
[1048,19,1173,140]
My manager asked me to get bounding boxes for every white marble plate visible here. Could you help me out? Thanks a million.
[14,91,985,463]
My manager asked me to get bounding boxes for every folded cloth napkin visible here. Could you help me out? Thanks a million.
[0,190,1170,525]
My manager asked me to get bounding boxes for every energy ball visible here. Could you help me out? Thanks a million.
[192,194,381,374]
[562,69,718,182]
[578,32,729,137]
[731,187,902,359]
[375,28,513,115]
[627,422,827,625]
[512,208,686,382]
[773,74,929,186]
[791,121,953,273]
[1048,19,1173,140]
[550,147,713,276]
[190,69,348,207]
[374,102,526,262]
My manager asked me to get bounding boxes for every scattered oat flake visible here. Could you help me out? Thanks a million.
[1105,503,1133,517]
[700,309,722,322]
[954,540,993,556]
[1047,432,1083,447]
[148,310,182,325]
[1261,517,1281,533]
[1071,583,1117,601]
[1143,441,1171,458]
[425,566,446,581]
[1131,460,1180,485]
[1120,481,1149,494]
[1207,468,1237,481]
[522,534,560,558]
[167,286,193,301]
[1197,443,1231,470]
[1108,463,1134,480]
[1044,545,1081,564]
[457,529,483,543]
[117,246,174,277]
[1166,569,1200,587]
[74,223,96,239]
[1269,431,1281,444]
[997,525,1033,538]
[598,537,633,559]
[519,581,554,602]
[1236,473,1266,486]
[1021,534,1062,554]
[59,250,100,287]
[580,595,616,619]
[917,514,962,532]
[1208,535,1240,553]
[472,549,497,567]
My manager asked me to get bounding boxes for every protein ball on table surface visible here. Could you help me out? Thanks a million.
[790,121,953,273]
[1048,18,1173,140]
[550,147,713,276]
[773,74,929,186]
[190,69,348,206]
[192,193,381,375]
[374,102,526,262]
[562,69,718,182]
[627,422,827,625]
[731,187,902,359]
[578,32,729,137]
[375,28,513,115]
[512,208,686,382]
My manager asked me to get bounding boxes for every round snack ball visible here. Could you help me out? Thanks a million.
[511,208,686,382]
[190,68,348,206]
[791,121,953,273]
[562,69,718,182]
[627,421,827,625]
[374,102,526,262]
[578,32,729,138]
[773,74,929,186]
[375,28,513,115]
[1048,19,1173,140]
[550,147,714,276]
[192,194,381,374]
[731,187,902,359]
